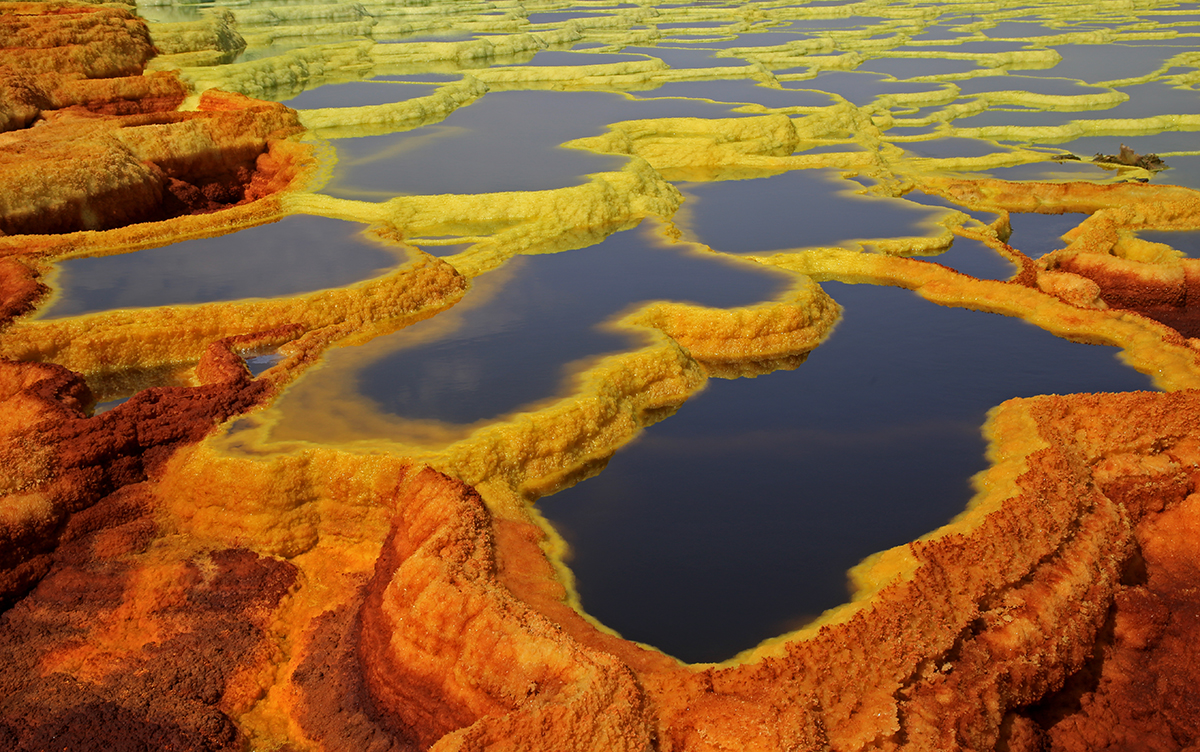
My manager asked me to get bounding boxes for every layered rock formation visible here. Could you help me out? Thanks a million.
[3,1,1200,750]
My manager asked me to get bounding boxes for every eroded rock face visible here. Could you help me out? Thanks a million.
[0,94,304,234]
[0,3,303,236]
[269,392,1200,752]
[0,528,295,752]
[4,0,1200,750]
[0,3,175,129]
[7,376,1200,751]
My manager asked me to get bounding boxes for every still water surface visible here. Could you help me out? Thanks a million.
[42,216,399,317]
[287,221,791,429]
[540,281,1153,663]
[84,0,1200,663]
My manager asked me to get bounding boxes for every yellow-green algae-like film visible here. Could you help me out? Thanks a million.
[6,0,1200,750]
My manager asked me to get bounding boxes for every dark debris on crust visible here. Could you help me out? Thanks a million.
[1051,145,1167,182]
[1092,144,1168,172]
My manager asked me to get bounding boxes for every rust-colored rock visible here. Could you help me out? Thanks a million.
[1022,473,1200,751]
[0,329,287,610]
[0,483,297,752]
[0,92,304,235]
[0,4,301,237]
[267,392,1200,751]
[0,256,46,325]
[0,3,179,131]
[919,176,1200,340]
[1056,253,1200,339]
[3,3,1200,750]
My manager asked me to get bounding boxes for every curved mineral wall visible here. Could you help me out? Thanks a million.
[3,0,1200,750]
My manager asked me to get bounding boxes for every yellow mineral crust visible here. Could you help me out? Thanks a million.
[6,0,1200,750]
[624,277,840,378]
[0,252,466,399]
[565,113,882,182]
[915,176,1200,345]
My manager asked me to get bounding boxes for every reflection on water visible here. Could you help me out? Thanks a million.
[981,21,1069,38]
[902,41,1030,53]
[953,75,1107,97]
[903,190,998,224]
[276,221,789,435]
[355,226,787,424]
[903,137,1002,159]
[527,11,622,24]
[784,72,945,106]
[1007,212,1086,258]
[617,46,739,69]
[925,235,1018,280]
[120,0,1200,666]
[370,73,463,83]
[657,21,731,30]
[41,216,399,318]
[1021,43,1185,83]
[855,58,981,79]
[323,91,629,197]
[1050,131,1199,188]
[969,81,1200,131]
[780,18,872,32]
[678,170,951,254]
[282,82,439,108]
[985,161,1112,181]
[322,88,794,199]
[526,50,647,65]
[630,79,830,108]
[540,281,1153,663]
[1140,229,1200,257]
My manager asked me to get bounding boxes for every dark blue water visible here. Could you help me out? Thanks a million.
[539,280,1153,663]
[41,216,397,317]
[678,170,951,254]
[281,82,439,108]
[355,223,790,425]
[1139,229,1200,258]
[1007,211,1087,258]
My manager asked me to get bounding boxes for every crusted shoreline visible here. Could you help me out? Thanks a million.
[2,2,1200,750]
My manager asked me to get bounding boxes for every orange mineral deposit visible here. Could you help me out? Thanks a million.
[3,0,1200,749]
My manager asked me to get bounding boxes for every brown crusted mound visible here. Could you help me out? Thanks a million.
[0,2,184,131]
[1093,144,1167,173]
[918,176,1200,341]
[0,511,297,752]
[0,327,308,752]
[1054,253,1200,339]
[0,3,154,79]
[0,327,293,611]
[0,256,46,324]
[267,392,1200,751]
[9,388,1200,750]
[1016,445,1200,750]
[0,5,1198,750]
[0,5,312,336]
[0,91,304,235]
[0,3,303,237]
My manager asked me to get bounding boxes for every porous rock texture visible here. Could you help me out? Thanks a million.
[0,2,304,237]
[2,3,1200,751]
[7,363,1200,751]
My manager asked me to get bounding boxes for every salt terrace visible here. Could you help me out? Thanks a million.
[3,0,1200,749]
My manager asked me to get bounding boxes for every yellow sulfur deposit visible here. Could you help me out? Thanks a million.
[4,0,1200,749]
